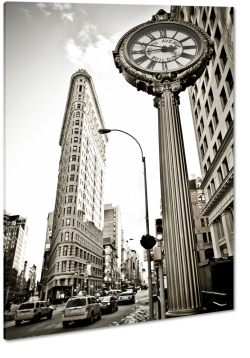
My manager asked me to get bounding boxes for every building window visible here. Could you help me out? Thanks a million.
[207,185,211,199]
[66,218,71,226]
[67,207,71,214]
[225,69,234,96]
[192,93,195,106]
[200,117,204,132]
[74,137,78,143]
[198,205,203,213]
[197,126,201,141]
[63,246,68,256]
[213,142,218,156]
[74,128,79,134]
[201,82,205,98]
[201,218,205,227]
[204,68,209,84]
[205,100,209,117]
[217,132,223,148]
[76,112,80,117]
[62,261,66,272]
[210,7,216,29]
[72,155,76,161]
[222,156,230,176]
[204,164,207,174]
[202,9,207,28]
[202,233,208,243]
[215,65,221,86]
[208,88,214,106]
[77,104,81,109]
[219,46,227,70]
[230,7,234,24]
[207,156,211,169]
[194,109,198,123]
[70,174,75,181]
[225,111,233,129]
[208,232,212,242]
[206,24,211,37]
[209,121,214,138]
[73,146,77,152]
[217,167,223,185]
[75,120,79,125]
[71,165,76,171]
[210,179,215,195]
[200,144,204,159]
[212,108,219,128]
[204,136,208,153]
[214,25,222,47]
[65,232,69,240]
[197,100,201,114]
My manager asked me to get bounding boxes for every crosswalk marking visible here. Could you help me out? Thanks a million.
[29,323,45,331]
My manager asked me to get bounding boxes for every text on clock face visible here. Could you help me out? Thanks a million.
[128,28,200,72]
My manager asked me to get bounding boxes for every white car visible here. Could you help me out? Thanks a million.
[62,295,101,328]
[14,301,53,326]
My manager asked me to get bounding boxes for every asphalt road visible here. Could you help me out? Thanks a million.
[4,290,150,341]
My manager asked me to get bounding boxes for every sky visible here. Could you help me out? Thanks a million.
[4,1,204,277]
[2,0,250,355]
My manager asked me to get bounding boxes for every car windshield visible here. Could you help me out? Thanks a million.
[19,303,34,310]
[101,297,111,302]
[120,293,133,296]
[66,298,87,308]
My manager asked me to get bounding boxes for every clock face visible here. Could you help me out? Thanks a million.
[126,22,202,73]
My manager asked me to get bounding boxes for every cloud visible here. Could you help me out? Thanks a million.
[50,3,72,11]
[64,25,123,76]
[37,3,51,17]
[78,7,88,16]
[19,8,31,18]
[60,12,75,22]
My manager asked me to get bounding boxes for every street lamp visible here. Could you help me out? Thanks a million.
[98,128,154,320]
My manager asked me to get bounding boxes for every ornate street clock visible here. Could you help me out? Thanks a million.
[112,9,214,317]
[113,9,213,96]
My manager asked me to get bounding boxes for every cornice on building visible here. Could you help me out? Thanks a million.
[201,167,233,217]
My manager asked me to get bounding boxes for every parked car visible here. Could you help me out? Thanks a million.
[14,301,53,326]
[62,295,101,328]
[126,286,137,294]
[117,292,135,305]
[4,304,20,322]
[141,284,148,290]
[100,296,118,313]
[106,290,119,299]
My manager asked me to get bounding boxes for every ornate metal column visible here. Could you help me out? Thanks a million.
[112,9,214,318]
[154,88,204,316]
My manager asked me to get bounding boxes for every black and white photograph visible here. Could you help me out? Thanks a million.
[2,0,247,355]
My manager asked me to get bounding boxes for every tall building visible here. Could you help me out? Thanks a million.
[173,6,234,259]
[103,204,122,268]
[3,211,29,302]
[46,69,108,302]
[189,176,213,262]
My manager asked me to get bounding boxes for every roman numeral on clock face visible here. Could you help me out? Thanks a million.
[146,33,156,40]
[179,52,195,60]
[131,49,146,55]
[134,55,148,65]
[159,29,167,38]
[146,60,156,70]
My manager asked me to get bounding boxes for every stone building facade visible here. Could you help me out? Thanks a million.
[173,6,234,259]
[189,176,213,262]
[46,70,108,302]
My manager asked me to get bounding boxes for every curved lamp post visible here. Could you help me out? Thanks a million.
[98,128,154,320]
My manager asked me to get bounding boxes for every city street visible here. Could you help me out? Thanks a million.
[4,290,151,340]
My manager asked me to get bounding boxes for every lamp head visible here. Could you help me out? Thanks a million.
[98,129,111,134]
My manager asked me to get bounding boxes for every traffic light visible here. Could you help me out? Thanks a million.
[155,218,163,241]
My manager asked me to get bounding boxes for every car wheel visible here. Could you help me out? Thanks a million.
[111,306,114,313]
[47,311,52,320]
[63,321,69,328]
[88,313,94,325]
[15,320,21,326]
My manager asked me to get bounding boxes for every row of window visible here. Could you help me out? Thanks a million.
[59,261,102,276]
[58,245,102,266]
[206,155,231,199]
[195,231,212,244]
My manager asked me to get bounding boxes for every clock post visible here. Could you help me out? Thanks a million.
[113,9,213,317]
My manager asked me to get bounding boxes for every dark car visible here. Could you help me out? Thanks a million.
[141,284,148,290]
[100,296,118,313]
[117,292,135,305]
